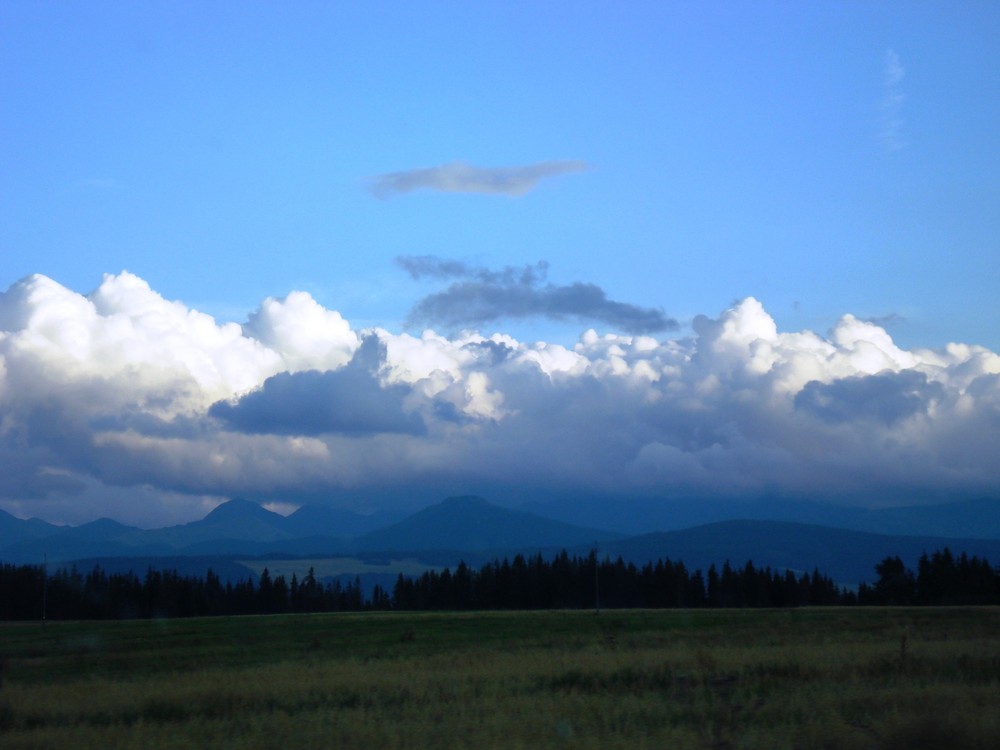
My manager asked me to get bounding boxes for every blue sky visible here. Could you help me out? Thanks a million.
[1,3,999,526]
[4,1,997,347]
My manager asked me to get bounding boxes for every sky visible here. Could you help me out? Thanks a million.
[1,2,998,527]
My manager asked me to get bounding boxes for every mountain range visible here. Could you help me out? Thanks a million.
[519,495,1000,539]
[2,495,999,586]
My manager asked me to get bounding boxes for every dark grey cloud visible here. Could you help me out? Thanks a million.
[210,336,425,437]
[794,370,944,426]
[90,412,209,440]
[0,447,87,500]
[398,256,677,334]
[367,160,588,198]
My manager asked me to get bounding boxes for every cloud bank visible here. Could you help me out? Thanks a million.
[1,272,998,526]
[367,160,588,197]
[399,256,677,334]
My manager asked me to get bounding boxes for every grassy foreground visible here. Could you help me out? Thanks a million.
[1,607,998,749]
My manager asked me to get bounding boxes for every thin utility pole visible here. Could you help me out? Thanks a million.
[593,542,600,614]
[42,552,48,624]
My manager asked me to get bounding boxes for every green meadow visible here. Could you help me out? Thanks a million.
[1,608,998,749]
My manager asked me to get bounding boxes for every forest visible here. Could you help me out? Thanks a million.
[1,547,998,620]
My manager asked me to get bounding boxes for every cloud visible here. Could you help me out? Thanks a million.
[243,290,358,372]
[367,160,588,198]
[884,48,905,88]
[399,256,677,334]
[210,336,426,437]
[1,272,999,526]
[795,370,944,426]
[879,48,907,151]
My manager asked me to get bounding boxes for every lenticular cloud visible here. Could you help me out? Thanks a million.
[1,272,998,526]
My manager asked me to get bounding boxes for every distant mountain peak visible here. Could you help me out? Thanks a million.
[77,517,131,530]
[440,495,490,509]
[354,495,622,553]
[203,498,279,523]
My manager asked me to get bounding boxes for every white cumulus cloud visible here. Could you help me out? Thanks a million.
[1,273,998,527]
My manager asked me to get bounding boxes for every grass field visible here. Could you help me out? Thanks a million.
[1,607,998,749]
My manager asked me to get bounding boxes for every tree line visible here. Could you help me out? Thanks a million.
[391,551,848,610]
[856,548,1000,606]
[0,565,379,621]
[1,547,997,620]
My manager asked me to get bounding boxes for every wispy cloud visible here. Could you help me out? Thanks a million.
[398,256,677,334]
[879,48,907,151]
[367,160,588,198]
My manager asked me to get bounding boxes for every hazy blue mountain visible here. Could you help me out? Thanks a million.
[176,535,350,557]
[850,498,1000,539]
[0,499,294,563]
[0,509,61,548]
[0,514,163,564]
[0,498,372,563]
[354,495,624,553]
[7,496,1000,590]
[204,498,279,524]
[58,517,141,541]
[517,495,741,536]
[283,504,400,539]
[593,519,1000,585]
[133,498,294,549]
[522,496,1000,539]
[0,536,175,565]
